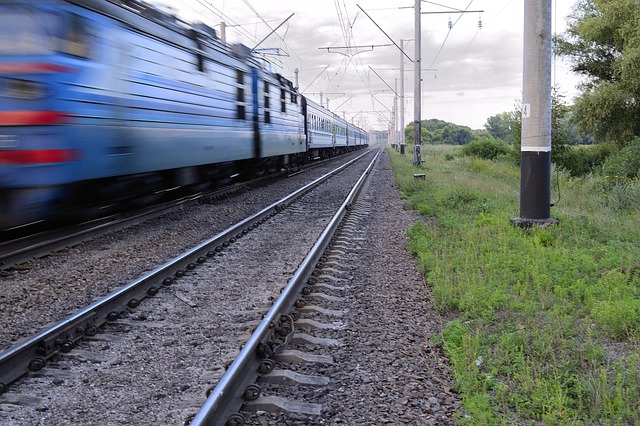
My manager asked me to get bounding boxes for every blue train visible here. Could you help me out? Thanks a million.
[0,0,368,231]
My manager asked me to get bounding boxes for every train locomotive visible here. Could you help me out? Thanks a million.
[0,0,368,231]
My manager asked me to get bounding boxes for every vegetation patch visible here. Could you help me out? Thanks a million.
[460,138,510,160]
[389,145,640,424]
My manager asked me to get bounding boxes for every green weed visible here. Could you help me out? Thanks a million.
[388,145,640,424]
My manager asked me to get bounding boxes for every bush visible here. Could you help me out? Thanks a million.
[602,138,640,178]
[460,137,509,160]
[554,143,614,177]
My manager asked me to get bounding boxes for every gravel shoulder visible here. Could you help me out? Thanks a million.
[319,150,459,425]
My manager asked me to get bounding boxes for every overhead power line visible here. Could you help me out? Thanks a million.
[356,4,413,62]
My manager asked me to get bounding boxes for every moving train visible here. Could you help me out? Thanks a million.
[0,0,368,231]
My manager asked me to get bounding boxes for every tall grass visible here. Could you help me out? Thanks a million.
[389,146,640,424]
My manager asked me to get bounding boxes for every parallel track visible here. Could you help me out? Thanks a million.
[0,153,362,271]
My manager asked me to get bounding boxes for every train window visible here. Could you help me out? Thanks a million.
[236,70,246,120]
[192,31,205,72]
[64,14,90,58]
[0,7,60,55]
[280,88,286,113]
[264,81,271,123]
[197,55,204,72]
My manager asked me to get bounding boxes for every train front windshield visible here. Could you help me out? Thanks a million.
[0,6,62,55]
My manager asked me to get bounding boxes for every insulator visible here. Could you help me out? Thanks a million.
[448,17,453,29]
[478,18,483,29]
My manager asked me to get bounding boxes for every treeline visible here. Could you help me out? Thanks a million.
[405,119,477,146]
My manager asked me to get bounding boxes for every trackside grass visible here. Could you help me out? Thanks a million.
[388,146,640,424]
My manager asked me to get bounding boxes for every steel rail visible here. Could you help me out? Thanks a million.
[189,148,382,425]
[0,150,372,394]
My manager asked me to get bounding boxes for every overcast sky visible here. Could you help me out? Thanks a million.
[149,0,580,131]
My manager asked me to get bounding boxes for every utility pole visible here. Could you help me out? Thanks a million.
[220,22,226,43]
[413,0,422,166]
[512,0,557,227]
[394,78,398,149]
[400,39,406,155]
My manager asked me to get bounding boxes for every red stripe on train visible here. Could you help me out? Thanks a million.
[0,63,76,74]
[0,111,70,126]
[0,149,81,164]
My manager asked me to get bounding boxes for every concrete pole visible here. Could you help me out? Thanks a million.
[400,39,406,155]
[513,0,557,226]
[394,78,398,149]
[220,22,226,43]
[413,0,422,166]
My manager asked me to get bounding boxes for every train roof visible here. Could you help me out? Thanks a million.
[67,0,219,46]
[62,0,291,82]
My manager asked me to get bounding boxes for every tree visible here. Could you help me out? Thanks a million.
[550,87,574,168]
[484,112,514,143]
[404,122,430,145]
[555,0,640,145]
[438,124,475,145]
[404,119,475,145]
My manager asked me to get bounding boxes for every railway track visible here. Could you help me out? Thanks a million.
[0,149,379,423]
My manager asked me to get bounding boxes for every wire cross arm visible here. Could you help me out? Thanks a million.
[251,13,294,52]
[317,44,392,56]
[421,10,483,14]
